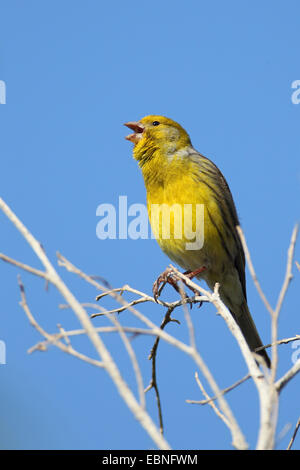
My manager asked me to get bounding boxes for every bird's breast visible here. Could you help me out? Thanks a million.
[145,161,227,275]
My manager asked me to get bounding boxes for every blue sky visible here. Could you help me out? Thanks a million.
[0,0,299,450]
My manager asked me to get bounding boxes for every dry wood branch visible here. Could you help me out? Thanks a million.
[163,268,248,449]
[0,253,50,281]
[275,359,300,392]
[271,224,299,382]
[235,224,299,448]
[168,266,278,450]
[17,275,104,367]
[91,303,146,409]
[255,335,300,352]
[144,306,179,435]
[187,373,251,405]
[1,195,299,450]
[194,372,230,428]
[0,197,170,451]
[236,226,273,315]
[287,417,300,450]
[93,284,207,318]
[57,252,242,443]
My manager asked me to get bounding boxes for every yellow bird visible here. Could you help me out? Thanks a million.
[125,115,270,367]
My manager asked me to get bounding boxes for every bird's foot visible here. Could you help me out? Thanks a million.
[182,267,206,307]
[153,267,181,302]
[152,266,206,305]
[183,266,207,280]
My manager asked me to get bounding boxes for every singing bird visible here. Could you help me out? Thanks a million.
[125,115,270,367]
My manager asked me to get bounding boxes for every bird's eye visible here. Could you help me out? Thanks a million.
[152,121,160,126]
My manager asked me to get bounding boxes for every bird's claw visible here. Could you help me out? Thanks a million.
[152,267,178,302]
[152,266,202,305]
[153,266,206,308]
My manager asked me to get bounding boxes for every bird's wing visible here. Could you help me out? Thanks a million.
[188,150,247,300]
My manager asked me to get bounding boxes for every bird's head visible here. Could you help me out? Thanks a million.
[124,115,192,162]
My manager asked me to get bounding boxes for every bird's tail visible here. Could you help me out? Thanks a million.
[230,300,271,368]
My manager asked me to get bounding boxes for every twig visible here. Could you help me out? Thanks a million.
[236,226,273,315]
[2,196,299,451]
[287,417,300,450]
[28,325,164,353]
[93,284,206,318]
[94,303,146,409]
[0,197,171,451]
[0,253,49,281]
[193,372,230,428]
[145,306,179,435]
[170,266,277,450]
[57,323,71,346]
[178,280,196,350]
[187,373,251,405]
[168,268,248,449]
[17,275,104,367]
[275,359,300,392]
[255,335,300,352]
[271,224,299,381]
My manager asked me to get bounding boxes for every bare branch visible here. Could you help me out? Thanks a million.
[187,374,251,405]
[0,197,171,450]
[144,307,177,435]
[0,253,49,280]
[169,267,278,450]
[93,303,146,410]
[255,335,300,352]
[17,275,104,367]
[287,417,300,450]
[1,196,299,451]
[166,268,248,449]
[193,372,230,428]
[275,359,300,392]
[236,226,274,315]
[271,224,299,381]
[275,225,299,318]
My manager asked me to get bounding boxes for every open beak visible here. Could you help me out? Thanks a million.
[124,121,145,144]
